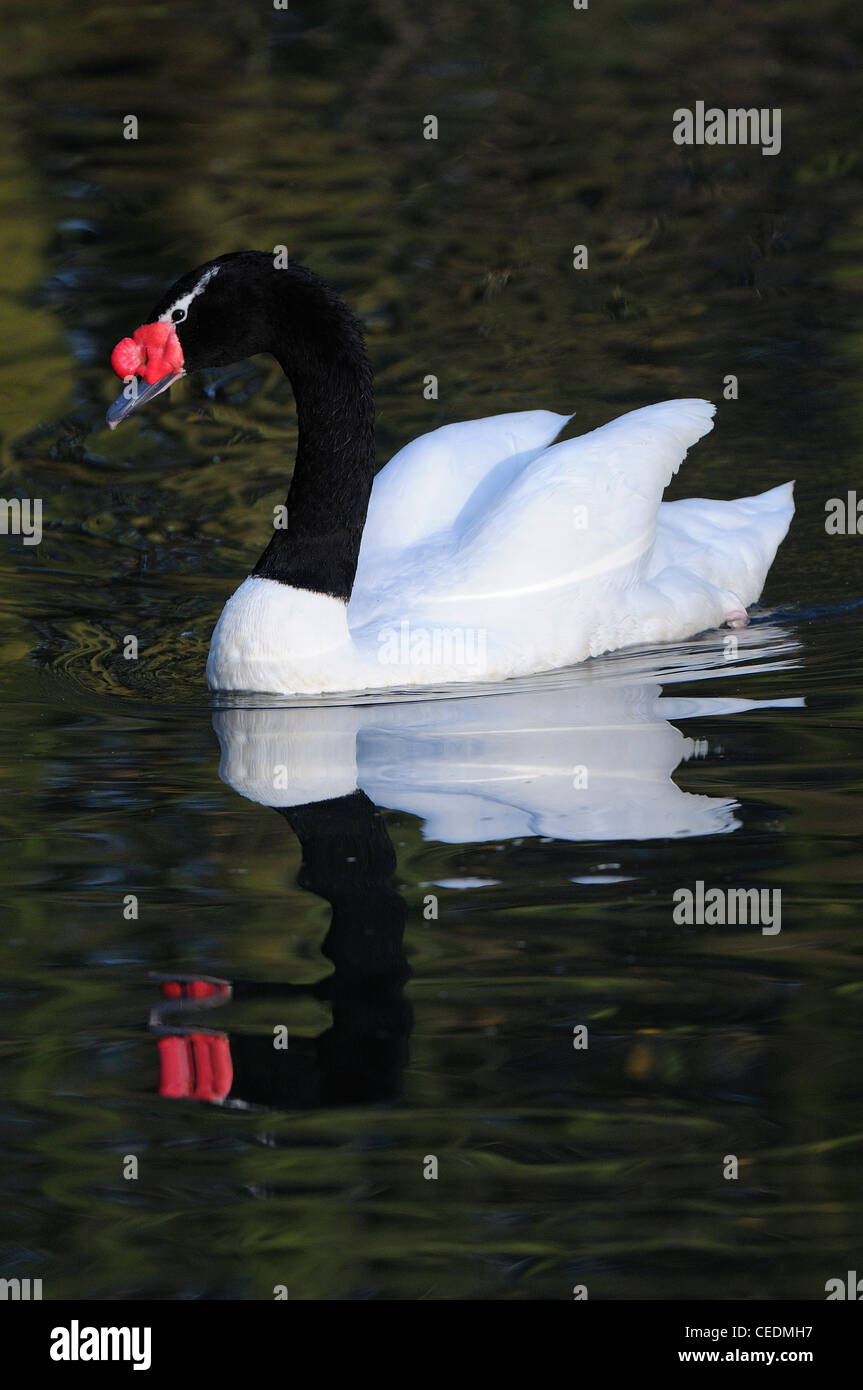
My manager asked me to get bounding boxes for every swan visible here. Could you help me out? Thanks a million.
[106,251,794,695]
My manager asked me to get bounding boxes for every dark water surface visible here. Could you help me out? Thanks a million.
[1,1,862,1300]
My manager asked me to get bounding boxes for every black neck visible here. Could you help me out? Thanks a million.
[251,265,375,601]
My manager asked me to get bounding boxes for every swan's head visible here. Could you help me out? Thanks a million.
[106,252,277,429]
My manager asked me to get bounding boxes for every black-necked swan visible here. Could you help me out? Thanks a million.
[106,251,794,695]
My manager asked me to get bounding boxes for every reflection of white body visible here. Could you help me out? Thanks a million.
[208,402,795,694]
[214,635,802,842]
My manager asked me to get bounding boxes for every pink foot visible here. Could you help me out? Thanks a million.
[724,608,750,630]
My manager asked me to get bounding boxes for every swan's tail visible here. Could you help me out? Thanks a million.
[651,479,795,612]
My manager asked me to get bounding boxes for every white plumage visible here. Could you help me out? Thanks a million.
[207,399,794,694]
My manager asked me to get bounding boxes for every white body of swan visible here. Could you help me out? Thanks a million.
[207,400,794,695]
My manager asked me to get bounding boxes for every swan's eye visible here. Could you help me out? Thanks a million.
[171,308,187,323]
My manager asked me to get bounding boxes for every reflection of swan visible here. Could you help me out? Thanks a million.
[167,636,800,1112]
[215,644,803,842]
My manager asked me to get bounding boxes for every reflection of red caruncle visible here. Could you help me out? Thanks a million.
[157,1034,233,1102]
[111,320,184,385]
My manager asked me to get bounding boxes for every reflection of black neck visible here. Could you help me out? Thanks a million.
[282,790,409,990]
[250,263,375,601]
[227,790,411,1109]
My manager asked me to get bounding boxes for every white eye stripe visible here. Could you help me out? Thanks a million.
[159,264,221,324]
